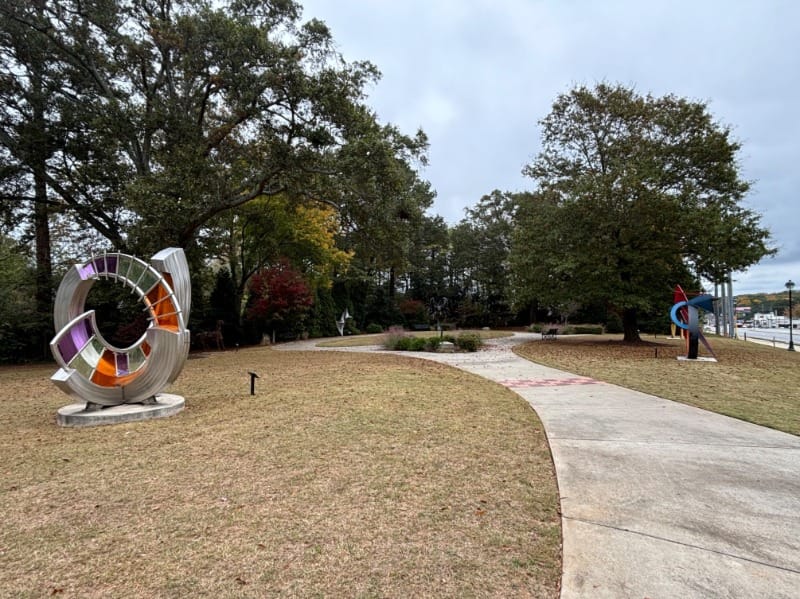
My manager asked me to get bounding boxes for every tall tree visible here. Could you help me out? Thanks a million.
[0,0,63,355]
[515,83,773,341]
[454,190,517,325]
[1,0,433,356]
[0,0,405,252]
[332,119,435,300]
[406,214,450,301]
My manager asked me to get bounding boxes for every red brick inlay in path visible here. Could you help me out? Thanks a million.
[499,377,601,388]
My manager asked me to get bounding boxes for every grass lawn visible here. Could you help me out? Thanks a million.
[317,329,514,348]
[0,347,560,598]
[515,334,800,436]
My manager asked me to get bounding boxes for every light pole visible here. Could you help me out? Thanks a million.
[786,280,795,351]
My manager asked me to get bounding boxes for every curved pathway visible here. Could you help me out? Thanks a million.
[278,333,800,598]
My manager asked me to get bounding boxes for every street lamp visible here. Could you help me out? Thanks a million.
[786,280,795,351]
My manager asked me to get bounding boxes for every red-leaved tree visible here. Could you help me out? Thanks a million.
[247,258,313,342]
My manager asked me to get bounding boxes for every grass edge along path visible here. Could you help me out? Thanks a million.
[514,334,800,436]
[0,347,561,598]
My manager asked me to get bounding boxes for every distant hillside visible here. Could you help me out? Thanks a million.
[735,292,791,315]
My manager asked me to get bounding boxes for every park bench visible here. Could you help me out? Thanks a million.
[541,328,559,340]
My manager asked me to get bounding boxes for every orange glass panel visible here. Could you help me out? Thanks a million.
[91,350,138,387]
[146,278,179,331]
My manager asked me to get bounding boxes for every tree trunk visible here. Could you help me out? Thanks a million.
[30,16,53,359]
[388,266,396,298]
[622,308,641,343]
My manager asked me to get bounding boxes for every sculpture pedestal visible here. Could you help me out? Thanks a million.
[56,393,184,427]
[677,356,718,363]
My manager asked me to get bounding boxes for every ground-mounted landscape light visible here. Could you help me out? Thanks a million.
[248,371,260,395]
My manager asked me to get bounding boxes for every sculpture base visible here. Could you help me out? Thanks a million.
[677,356,718,363]
[56,393,184,427]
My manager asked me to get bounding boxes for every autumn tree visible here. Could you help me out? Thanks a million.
[204,193,352,326]
[513,83,773,341]
[246,258,313,342]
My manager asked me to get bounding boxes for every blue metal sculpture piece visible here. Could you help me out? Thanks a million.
[670,285,717,360]
[50,248,191,405]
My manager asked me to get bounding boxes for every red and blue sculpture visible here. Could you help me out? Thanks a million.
[670,285,717,360]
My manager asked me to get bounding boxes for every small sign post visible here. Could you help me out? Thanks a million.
[248,371,259,395]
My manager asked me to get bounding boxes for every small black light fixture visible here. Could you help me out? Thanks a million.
[786,280,795,351]
[248,371,260,395]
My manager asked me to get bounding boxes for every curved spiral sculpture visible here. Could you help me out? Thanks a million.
[50,248,191,406]
[670,284,717,360]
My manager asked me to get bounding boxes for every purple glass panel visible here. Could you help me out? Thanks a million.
[105,255,118,274]
[78,262,96,280]
[92,257,106,274]
[71,318,91,351]
[57,317,92,362]
[57,333,79,363]
[116,352,129,375]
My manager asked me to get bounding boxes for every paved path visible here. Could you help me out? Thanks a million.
[277,333,800,598]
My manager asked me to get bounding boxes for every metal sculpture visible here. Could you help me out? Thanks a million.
[50,248,191,406]
[336,308,351,336]
[428,297,448,338]
[670,285,717,360]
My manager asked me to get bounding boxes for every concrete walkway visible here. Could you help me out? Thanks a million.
[277,333,800,598]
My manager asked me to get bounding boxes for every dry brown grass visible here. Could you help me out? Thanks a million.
[0,347,560,598]
[515,334,800,436]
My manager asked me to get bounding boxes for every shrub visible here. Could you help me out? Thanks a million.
[572,325,604,335]
[382,325,408,349]
[527,324,543,333]
[455,332,483,352]
[365,323,384,334]
[424,337,442,351]
[394,337,414,350]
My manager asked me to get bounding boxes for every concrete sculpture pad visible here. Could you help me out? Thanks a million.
[56,393,185,427]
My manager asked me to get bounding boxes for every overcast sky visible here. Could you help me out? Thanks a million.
[300,0,799,295]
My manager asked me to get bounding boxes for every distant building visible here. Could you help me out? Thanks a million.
[752,312,789,328]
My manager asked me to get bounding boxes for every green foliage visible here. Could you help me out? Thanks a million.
[387,335,427,351]
[1,0,431,254]
[513,83,773,341]
[382,326,408,350]
[424,337,442,351]
[572,325,604,335]
[382,329,452,352]
[307,286,339,338]
[0,236,41,362]
[450,191,518,326]
[455,333,483,352]
[604,313,624,334]
[527,324,543,333]
[207,268,240,344]
[365,323,384,334]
